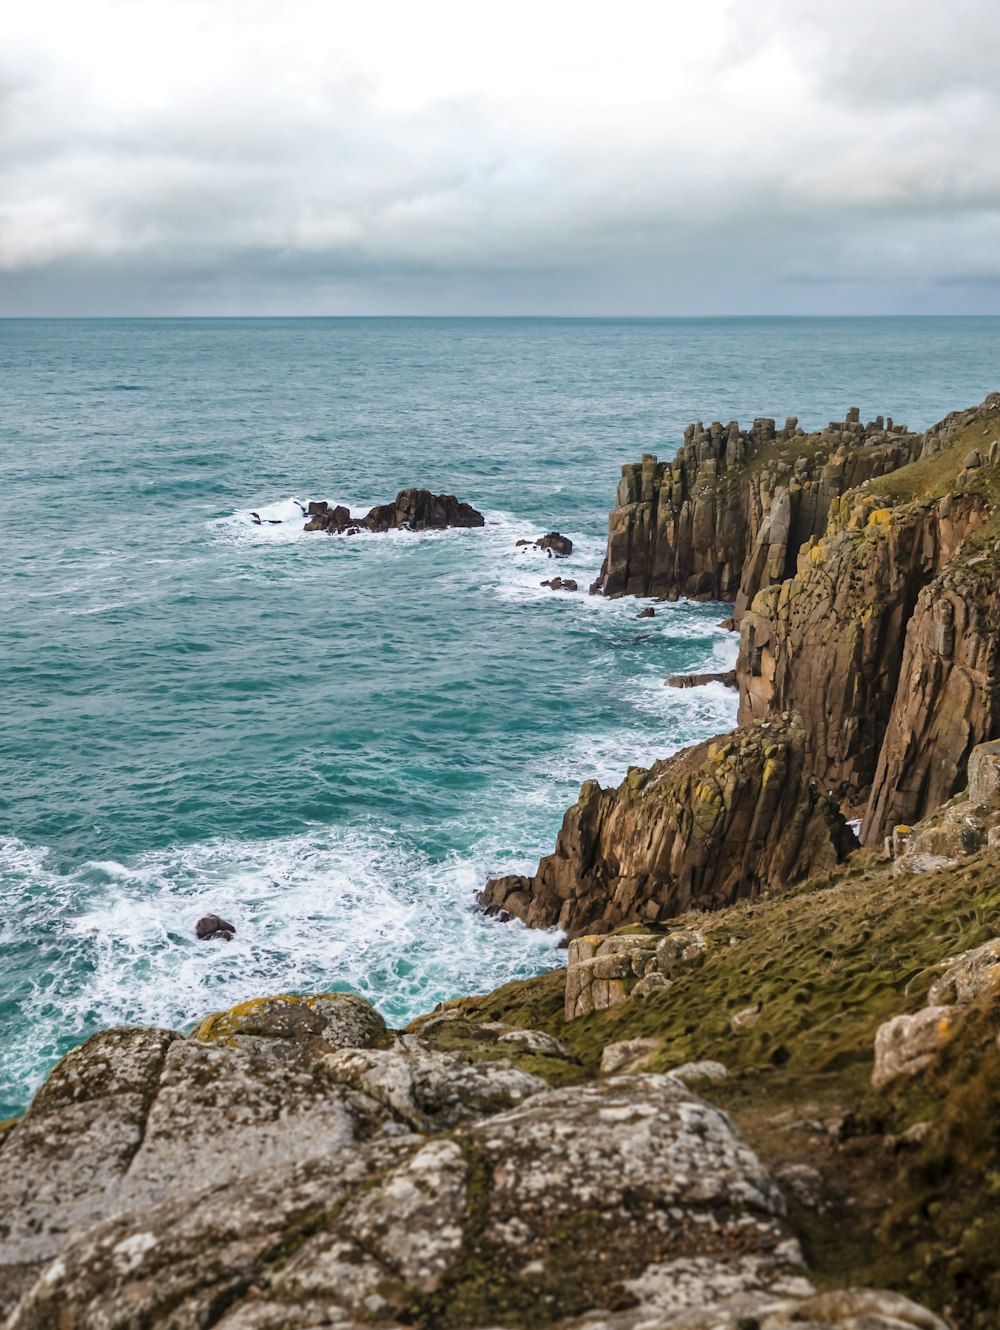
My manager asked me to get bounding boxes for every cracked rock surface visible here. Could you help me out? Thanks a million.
[0,993,943,1330]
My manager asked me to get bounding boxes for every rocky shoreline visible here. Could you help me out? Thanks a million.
[5,395,1000,1328]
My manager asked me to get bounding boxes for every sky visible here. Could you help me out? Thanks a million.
[1,0,998,315]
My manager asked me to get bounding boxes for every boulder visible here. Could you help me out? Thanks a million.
[195,913,235,941]
[871,1006,956,1089]
[536,531,574,557]
[0,995,947,1330]
[542,577,579,591]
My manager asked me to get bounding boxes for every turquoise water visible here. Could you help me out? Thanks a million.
[3,316,1000,1117]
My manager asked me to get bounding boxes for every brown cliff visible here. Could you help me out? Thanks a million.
[590,408,923,614]
[738,394,1000,842]
[480,713,856,937]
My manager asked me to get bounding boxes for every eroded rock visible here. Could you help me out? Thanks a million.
[481,715,856,938]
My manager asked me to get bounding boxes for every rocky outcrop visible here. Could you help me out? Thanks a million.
[737,394,1000,840]
[480,714,856,937]
[862,542,1000,840]
[666,670,737,689]
[3,989,920,1330]
[590,410,923,609]
[563,928,706,1019]
[304,488,485,534]
[739,491,986,807]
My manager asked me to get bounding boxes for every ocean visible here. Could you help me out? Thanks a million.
[3,315,999,1118]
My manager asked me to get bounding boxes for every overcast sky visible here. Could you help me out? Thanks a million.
[2,0,998,315]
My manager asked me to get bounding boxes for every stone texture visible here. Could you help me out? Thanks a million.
[589,414,923,611]
[666,670,737,689]
[304,488,484,534]
[481,714,856,938]
[0,995,946,1330]
[871,1006,956,1089]
[928,938,1000,1006]
[190,991,390,1066]
[322,1034,547,1128]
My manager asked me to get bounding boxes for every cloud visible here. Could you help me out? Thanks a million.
[0,0,998,312]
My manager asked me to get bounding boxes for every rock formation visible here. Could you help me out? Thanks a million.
[480,713,856,937]
[0,987,946,1330]
[304,488,485,534]
[590,409,923,609]
[738,394,1000,840]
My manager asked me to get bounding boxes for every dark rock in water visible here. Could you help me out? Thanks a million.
[535,532,573,558]
[304,489,484,535]
[666,670,738,689]
[719,616,736,631]
[250,512,262,525]
[364,489,485,532]
[541,577,578,592]
[196,915,235,942]
[636,607,656,619]
[514,538,532,547]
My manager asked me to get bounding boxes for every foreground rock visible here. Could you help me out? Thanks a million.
[304,488,485,534]
[589,410,923,606]
[2,991,941,1329]
[480,713,856,937]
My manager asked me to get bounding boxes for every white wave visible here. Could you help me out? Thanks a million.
[0,826,563,1112]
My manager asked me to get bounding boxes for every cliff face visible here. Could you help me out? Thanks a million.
[480,714,856,937]
[738,395,1000,842]
[590,409,923,613]
[738,492,986,805]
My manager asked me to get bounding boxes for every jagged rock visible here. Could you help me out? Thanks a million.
[536,531,574,557]
[542,576,578,591]
[862,543,1000,841]
[304,489,484,534]
[968,739,1000,802]
[927,938,1000,1006]
[871,1006,956,1089]
[546,1287,945,1329]
[589,416,923,610]
[195,913,234,940]
[363,488,485,532]
[666,670,737,689]
[1,1006,831,1330]
[637,606,656,618]
[481,715,856,938]
[732,394,1000,844]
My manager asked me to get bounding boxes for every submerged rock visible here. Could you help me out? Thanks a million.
[666,670,737,689]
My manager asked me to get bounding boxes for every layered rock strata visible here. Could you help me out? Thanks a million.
[480,714,856,937]
[738,395,1000,841]
[304,488,484,533]
[590,409,923,610]
[1,990,929,1330]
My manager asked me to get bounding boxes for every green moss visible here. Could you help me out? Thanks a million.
[423,843,1000,1322]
